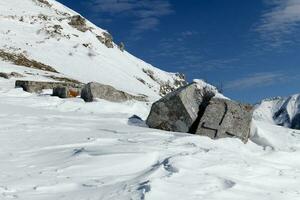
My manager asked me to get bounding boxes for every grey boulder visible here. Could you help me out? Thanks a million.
[52,86,81,98]
[15,80,82,93]
[146,82,216,133]
[195,98,253,143]
[81,82,147,102]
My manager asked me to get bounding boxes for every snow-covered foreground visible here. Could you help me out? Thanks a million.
[1,80,300,200]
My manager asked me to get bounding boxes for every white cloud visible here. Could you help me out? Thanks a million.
[224,72,288,90]
[256,0,300,46]
[89,0,174,34]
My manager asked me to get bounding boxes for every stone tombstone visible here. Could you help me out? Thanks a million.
[195,98,253,143]
[146,83,216,133]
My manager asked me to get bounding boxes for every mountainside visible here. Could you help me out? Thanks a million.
[0,0,185,100]
[1,76,300,200]
[254,94,300,129]
[1,1,300,200]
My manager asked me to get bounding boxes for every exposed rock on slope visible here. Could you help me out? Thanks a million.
[0,50,58,73]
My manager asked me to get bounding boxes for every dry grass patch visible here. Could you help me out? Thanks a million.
[0,50,58,73]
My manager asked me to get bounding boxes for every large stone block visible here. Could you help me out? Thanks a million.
[81,82,147,102]
[52,86,81,98]
[195,98,253,143]
[15,80,80,93]
[146,83,216,133]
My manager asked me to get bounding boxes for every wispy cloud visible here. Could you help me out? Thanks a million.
[149,31,239,75]
[89,0,174,35]
[224,72,289,90]
[255,0,300,47]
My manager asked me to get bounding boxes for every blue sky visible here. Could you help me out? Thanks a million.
[57,0,300,103]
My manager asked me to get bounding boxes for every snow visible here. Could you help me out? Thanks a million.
[2,78,300,200]
[254,94,300,128]
[193,79,229,99]
[1,0,300,199]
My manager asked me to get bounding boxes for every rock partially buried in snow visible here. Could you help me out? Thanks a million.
[81,82,148,102]
[146,80,254,143]
[0,72,23,79]
[146,81,217,133]
[195,98,254,143]
[52,86,81,98]
[15,80,81,93]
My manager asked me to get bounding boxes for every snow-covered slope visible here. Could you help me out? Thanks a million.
[0,0,185,100]
[254,94,300,129]
[1,76,300,200]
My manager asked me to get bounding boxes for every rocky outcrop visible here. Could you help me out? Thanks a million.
[96,32,114,48]
[195,98,253,143]
[0,72,23,79]
[146,82,216,133]
[68,15,90,32]
[0,50,58,73]
[15,80,81,93]
[146,81,254,143]
[118,42,125,52]
[81,82,148,102]
[34,0,52,7]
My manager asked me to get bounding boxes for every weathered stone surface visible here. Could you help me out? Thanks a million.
[96,32,114,48]
[0,72,10,79]
[195,98,253,143]
[52,86,81,98]
[15,80,81,93]
[0,72,24,79]
[68,15,89,32]
[146,83,216,133]
[81,82,148,102]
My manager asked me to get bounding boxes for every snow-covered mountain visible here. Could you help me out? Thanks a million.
[1,1,300,200]
[0,0,186,100]
[254,94,300,129]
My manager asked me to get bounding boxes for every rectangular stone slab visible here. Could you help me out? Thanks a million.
[15,80,81,93]
[195,98,253,143]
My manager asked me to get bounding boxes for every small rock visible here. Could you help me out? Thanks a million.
[118,42,125,51]
[0,72,10,79]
